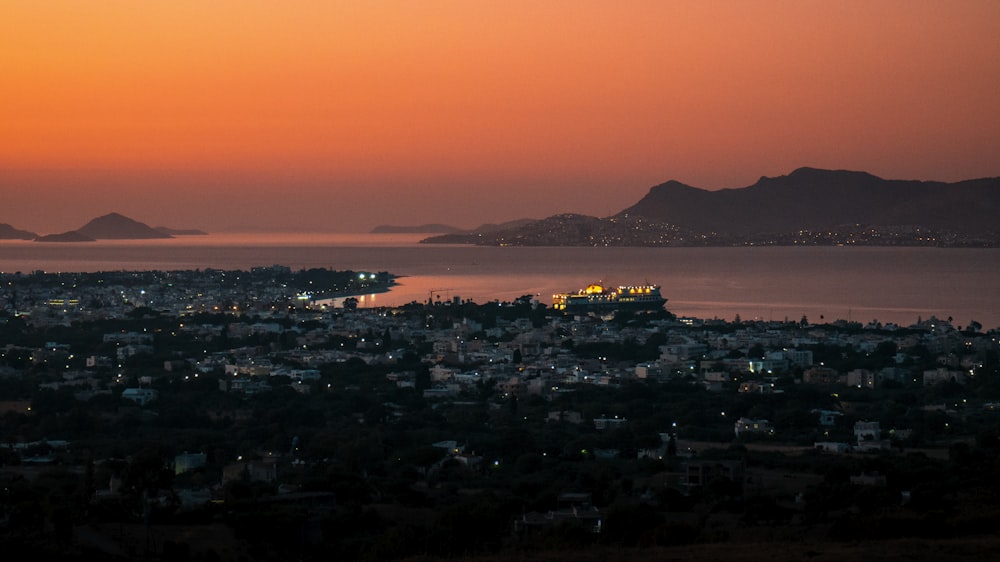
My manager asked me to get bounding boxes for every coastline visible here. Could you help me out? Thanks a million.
[2,236,998,328]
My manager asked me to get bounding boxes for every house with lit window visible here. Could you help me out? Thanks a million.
[734,417,773,437]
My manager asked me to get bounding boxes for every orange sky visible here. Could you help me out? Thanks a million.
[2,1,999,234]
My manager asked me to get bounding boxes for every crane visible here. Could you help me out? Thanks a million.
[428,288,454,304]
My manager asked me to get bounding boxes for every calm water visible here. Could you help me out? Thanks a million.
[1,233,998,329]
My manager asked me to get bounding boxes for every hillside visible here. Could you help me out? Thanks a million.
[35,230,96,243]
[423,168,1000,246]
[382,218,539,238]
[0,223,38,240]
[620,167,1000,236]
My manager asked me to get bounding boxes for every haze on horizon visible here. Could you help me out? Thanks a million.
[2,1,998,235]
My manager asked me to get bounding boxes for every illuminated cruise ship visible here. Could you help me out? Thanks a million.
[552,283,666,312]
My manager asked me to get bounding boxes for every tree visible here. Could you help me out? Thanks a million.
[123,447,173,520]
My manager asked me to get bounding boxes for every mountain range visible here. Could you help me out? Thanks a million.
[421,168,1000,246]
[621,167,1000,235]
[4,168,998,245]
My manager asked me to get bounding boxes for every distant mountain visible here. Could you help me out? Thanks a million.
[418,218,541,243]
[471,218,540,233]
[35,231,96,243]
[620,167,1000,235]
[155,226,208,236]
[422,168,1000,246]
[422,214,689,246]
[0,223,37,240]
[75,213,173,240]
[371,224,464,234]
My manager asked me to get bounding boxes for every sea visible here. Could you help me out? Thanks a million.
[2,233,998,330]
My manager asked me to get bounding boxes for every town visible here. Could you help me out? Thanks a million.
[1,267,999,560]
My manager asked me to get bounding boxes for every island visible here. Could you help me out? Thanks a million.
[33,212,208,242]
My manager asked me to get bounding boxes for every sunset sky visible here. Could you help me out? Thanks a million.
[2,1,998,234]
